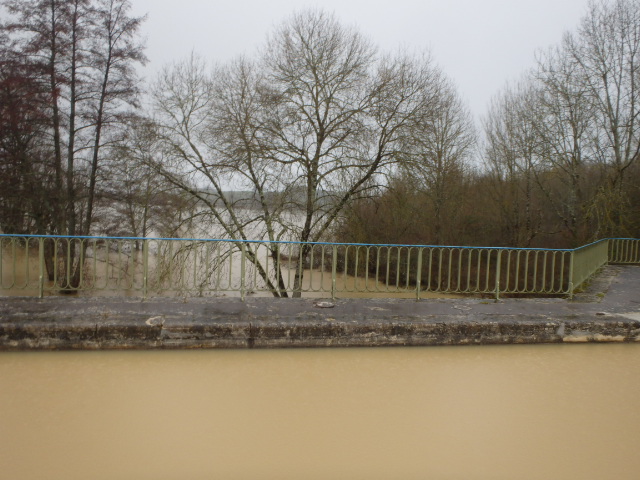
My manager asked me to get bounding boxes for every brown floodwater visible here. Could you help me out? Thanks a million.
[1,344,639,480]
[1,246,459,299]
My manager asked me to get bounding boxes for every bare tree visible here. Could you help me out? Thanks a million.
[400,75,476,244]
[2,0,146,286]
[565,0,640,235]
[151,11,441,297]
[81,0,147,238]
[0,45,53,235]
[3,0,74,236]
[98,118,191,243]
[483,80,541,247]
[532,43,598,244]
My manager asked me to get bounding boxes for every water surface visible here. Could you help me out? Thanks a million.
[1,344,638,479]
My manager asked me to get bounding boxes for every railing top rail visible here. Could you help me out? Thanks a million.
[572,238,609,251]
[0,234,636,253]
[0,233,580,252]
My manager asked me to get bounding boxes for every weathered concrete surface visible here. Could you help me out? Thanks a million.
[1,265,640,350]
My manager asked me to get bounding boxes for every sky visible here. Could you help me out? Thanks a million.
[129,0,594,120]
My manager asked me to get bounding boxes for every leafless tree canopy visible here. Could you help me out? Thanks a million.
[339,0,640,251]
[149,10,450,296]
[3,2,640,296]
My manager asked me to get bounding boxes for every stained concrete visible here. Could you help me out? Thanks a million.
[1,265,640,349]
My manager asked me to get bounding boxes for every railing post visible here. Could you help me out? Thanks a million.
[38,237,44,299]
[240,243,246,301]
[331,245,337,300]
[66,239,72,290]
[568,250,575,300]
[142,239,149,300]
[415,248,423,301]
[495,250,502,301]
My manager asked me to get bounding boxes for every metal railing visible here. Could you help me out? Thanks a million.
[570,239,610,293]
[0,235,638,299]
[608,238,640,264]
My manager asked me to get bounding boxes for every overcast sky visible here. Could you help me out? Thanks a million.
[130,0,593,119]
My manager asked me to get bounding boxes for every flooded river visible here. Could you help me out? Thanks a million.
[1,243,458,299]
[1,344,639,479]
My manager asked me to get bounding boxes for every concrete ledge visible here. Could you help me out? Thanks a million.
[2,265,640,350]
[2,307,639,350]
[0,299,640,350]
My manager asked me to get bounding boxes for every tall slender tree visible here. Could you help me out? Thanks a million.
[2,0,146,284]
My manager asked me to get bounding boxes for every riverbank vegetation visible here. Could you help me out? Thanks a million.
[337,0,640,249]
[1,0,640,294]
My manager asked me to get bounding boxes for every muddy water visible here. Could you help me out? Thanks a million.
[1,246,458,299]
[1,344,639,480]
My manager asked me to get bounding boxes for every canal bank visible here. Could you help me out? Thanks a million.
[1,265,640,350]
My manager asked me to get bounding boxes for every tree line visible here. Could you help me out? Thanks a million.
[340,0,640,249]
[1,1,639,293]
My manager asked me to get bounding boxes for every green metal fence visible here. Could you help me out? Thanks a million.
[0,235,638,299]
[569,239,610,294]
[608,238,640,264]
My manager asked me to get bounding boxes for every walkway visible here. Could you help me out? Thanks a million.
[1,265,639,349]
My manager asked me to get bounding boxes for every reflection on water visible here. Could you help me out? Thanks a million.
[1,344,639,480]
